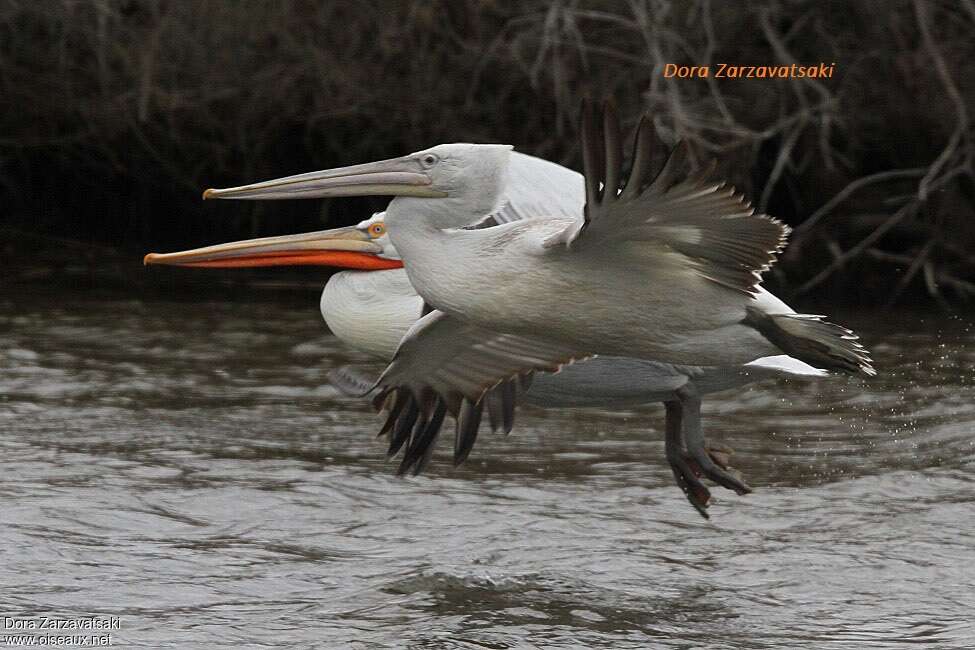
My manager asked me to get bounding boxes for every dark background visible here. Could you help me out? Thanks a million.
[2,1,973,308]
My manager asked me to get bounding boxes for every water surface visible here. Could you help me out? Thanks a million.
[1,292,973,648]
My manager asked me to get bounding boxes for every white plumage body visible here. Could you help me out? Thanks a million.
[321,269,422,361]
[320,267,824,407]
[389,217,782,366]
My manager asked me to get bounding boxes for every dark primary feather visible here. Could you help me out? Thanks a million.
[398,397,447,475]
[373,376,529,475]
[386,393,418,457]
[377,388,407,438]
[743,307,875,376]
[454,398,483,466]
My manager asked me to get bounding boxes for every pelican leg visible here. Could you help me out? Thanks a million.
[664,400,712,519]
[676,385,752,496]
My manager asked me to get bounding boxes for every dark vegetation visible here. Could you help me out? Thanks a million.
[1,1,973,307]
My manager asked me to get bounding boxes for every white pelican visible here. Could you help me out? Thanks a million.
[195,103,873,515]
[147,152,834,516]
[199,104,871,368]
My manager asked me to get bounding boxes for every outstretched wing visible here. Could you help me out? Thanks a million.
[544,102,789,295]
[371,310,590,475]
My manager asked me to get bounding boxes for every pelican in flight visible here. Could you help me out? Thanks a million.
[148,152,843,516]
[196,104,873,506]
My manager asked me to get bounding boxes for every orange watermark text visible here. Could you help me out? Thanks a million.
[663,63,835,79]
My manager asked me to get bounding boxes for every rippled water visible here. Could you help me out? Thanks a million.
[1,291,973,648]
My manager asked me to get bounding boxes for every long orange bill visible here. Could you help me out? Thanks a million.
[144,226,403,271]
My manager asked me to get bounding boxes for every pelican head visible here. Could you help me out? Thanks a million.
[202,144,513,229]
[143,213,402,270]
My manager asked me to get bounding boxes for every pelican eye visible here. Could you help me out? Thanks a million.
[367,222,386,238]
[420,153,439,168]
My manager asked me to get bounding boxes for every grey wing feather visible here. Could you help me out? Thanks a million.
[544,102,789,296]
[327,365,377,397]
[372,310,591,472]
[377,311,589,404]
